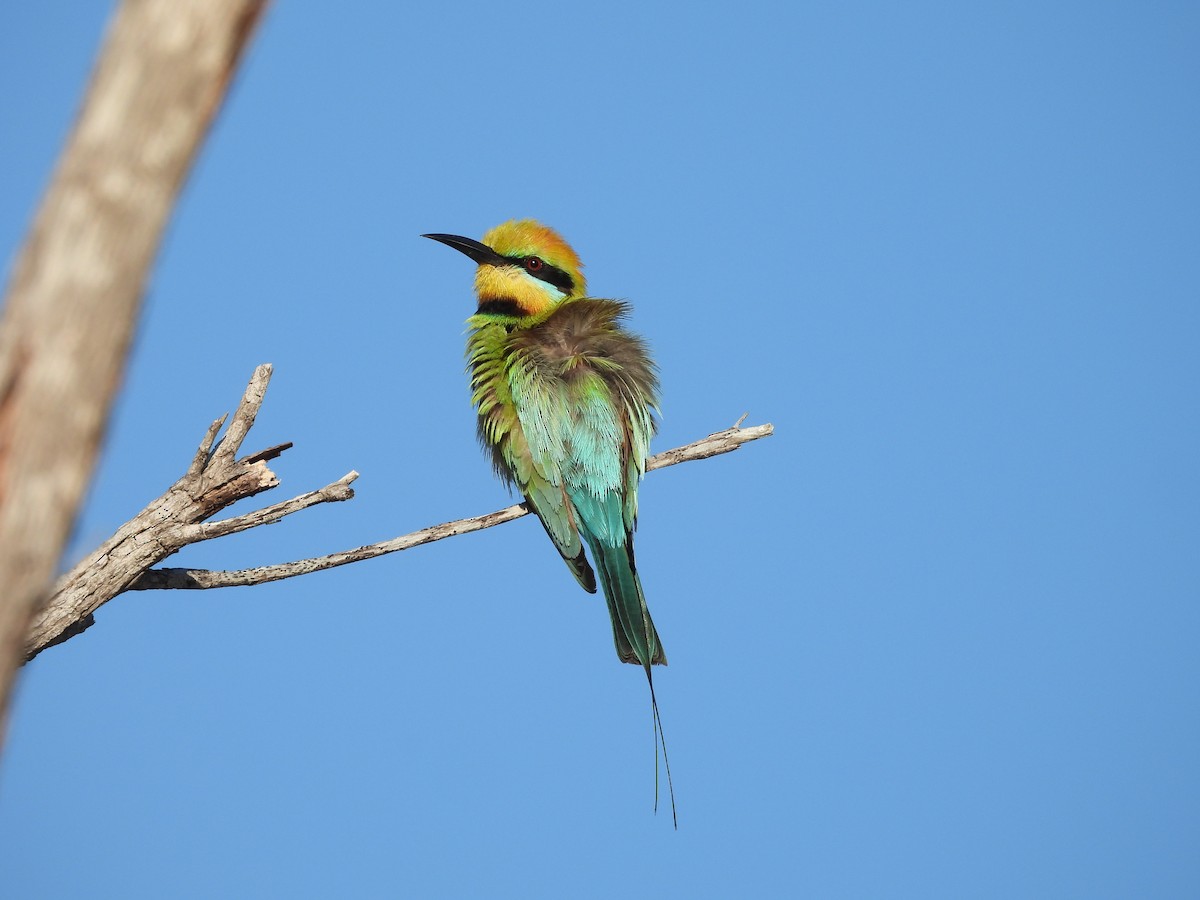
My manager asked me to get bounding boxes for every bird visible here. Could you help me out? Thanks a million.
[423,219,675,824]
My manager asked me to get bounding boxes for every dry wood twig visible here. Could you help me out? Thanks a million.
[23,365,773,662]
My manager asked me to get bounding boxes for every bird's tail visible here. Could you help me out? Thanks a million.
[592,539,666,669]
[590,538,676,827]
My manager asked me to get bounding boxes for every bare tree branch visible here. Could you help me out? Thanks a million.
[131,504,531,592]
[0,0,270,740]
[645,420,772,471]
[22,365,774,663]
[20,364,344,662]
[188,415,229,479]
[212,361,273,463]
[186,472,359,542]
[130,421,774,591]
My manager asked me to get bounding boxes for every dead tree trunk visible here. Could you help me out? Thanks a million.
[0,0,270,747]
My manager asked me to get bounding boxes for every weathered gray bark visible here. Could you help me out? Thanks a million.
[20,364,353,660]
[0,0,269,743]
[23,364,773,662]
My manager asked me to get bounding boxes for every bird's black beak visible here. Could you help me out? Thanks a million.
[421,233,509,267]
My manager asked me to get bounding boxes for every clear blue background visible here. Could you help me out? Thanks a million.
[2,2,1197,897]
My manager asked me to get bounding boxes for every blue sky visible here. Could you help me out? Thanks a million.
[2,2,1198,897]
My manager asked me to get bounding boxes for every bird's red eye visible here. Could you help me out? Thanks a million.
[525,256,544,272]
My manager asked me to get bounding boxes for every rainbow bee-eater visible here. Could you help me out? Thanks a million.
[424,220,675,823]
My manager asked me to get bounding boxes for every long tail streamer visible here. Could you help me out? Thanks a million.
[648,673,677,829]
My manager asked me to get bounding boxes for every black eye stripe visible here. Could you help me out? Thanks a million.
[506,255,575,294]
